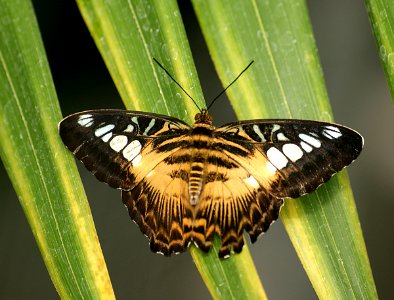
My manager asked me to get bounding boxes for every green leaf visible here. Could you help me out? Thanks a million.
[365,0,394,102]
[0,0,114,298]
[192,0,378,299]
[190,237,266,300]
[77,0,204,117]
[76,0,266,299]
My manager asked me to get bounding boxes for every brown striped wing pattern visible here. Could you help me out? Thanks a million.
[59,109,363,258]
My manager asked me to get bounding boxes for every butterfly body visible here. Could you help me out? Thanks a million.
[59,109,363,258]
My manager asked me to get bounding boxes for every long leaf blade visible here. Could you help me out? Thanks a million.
[192,0,377,298]
[76,0,266,299]
[365,0,394,102]
[77,0,203,116]
[0,0,114,298]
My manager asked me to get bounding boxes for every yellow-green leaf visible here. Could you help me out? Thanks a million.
[365,0,394,102]
[0,0,114,298]
[76,0,266,299]
[192,0,378,298]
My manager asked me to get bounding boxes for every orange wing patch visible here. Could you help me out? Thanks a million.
[193,164,284,258]
[122,158,194,255]
[123,144,285,258]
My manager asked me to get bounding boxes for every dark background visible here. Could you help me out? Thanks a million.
[1,1,393,299]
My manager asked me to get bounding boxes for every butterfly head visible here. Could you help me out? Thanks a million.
[194,109,213,125]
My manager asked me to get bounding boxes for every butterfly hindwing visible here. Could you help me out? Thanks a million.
[192,161,284,258]
[120,142,283,258]
[59,109,191,190]
[122,158,194,256]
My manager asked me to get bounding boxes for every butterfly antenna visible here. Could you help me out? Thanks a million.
[153,58,202,113]
[207,60,254,111]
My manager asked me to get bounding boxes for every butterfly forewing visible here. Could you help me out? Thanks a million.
[217,119,363,199]
[59,109,191,190]
[59,109,363,258]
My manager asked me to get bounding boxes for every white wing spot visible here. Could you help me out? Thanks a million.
[267,147,288,169]
[277,132,289,141]
[265,161,277,174]
[109,135,128,152]
[300,141,313,153]
[131,117,139,126]
[299,133,321,148]
[282,143,303,162]
[322,131,334,139]
[253,125,266,142]
[77,114,94,127]
[272,124,281,132]
[122,140,142,161]
[326,125,340,132]
[324,126,342,139]
[78,114,92,119]
[123,124,134,133]
[95,124,115,137]
[244,175,259,188]
[101,132,112,142]
[143,119,156,135]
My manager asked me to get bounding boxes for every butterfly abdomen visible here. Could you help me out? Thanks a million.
[189,162,204,205]
[188,123,214,205]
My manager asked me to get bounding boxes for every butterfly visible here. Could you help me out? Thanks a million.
[59,108,363,258]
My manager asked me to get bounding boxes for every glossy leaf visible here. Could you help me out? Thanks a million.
[0,0,114,298]
[76,0,266,299]
[192,0,378,298]
[365,0,394,102]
